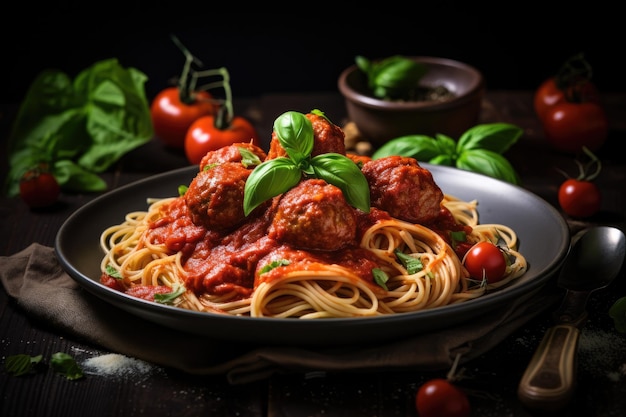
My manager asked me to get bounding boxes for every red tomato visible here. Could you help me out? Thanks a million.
[19,169,60,208]
[415,378,470,417]
[151,87,216,148]
[558,178,601,218]
[185,115,260,165]
[542,101,608,153]
[534,77,600,122]
[463,241,507,283]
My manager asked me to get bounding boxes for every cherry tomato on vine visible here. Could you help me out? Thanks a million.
[558,178,601,218]
[463,241,507,283]
[185,115,260,165]
[151,87,216,149]
[19,168,60,208]
[415,378,470,417]
[534,77,600,122]
[542,101,608,154]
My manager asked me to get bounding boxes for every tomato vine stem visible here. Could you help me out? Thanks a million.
[194,67,233,130]
[170,34,205,105]
[555,146,602,182]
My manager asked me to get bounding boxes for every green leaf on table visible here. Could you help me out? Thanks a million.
[372,135,441,160]
[457,149,520,184]
[50,352,83,380]
[457,123,523,153]
[4,354,43,376]
[371,122,523,184]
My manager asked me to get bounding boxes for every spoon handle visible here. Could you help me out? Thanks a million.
[517,323,580,410]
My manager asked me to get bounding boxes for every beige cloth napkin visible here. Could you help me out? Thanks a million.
[1,243,559,384]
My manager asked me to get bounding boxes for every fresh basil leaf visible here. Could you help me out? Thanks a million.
[4,58,153,197]
[395,250,424,275]
[457,123,523,154]
[310,109,329,122]
[259,259,291,274]
[355,56,372,76]
[6,70,76,155]
[372,56,427,96]
[310,153,370,213]
[4,354,43,377]
[434,133,457,154]
[372,135,442,160]
[273,111,314,162]
[457,149,520,184]
[429,154,455,166]
[80,68,153,172]
[105,264,122,279]
[154,284,186,304]
[243,158,302,215]
[53,160,107,192]
[50,352,83,380]
[357,55,428,100]
[238,147,262,168]
[372,268,389,290]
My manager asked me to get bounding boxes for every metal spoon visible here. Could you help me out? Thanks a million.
[518,226,626,411]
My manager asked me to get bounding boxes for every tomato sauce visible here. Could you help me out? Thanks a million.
[130,193,395,300]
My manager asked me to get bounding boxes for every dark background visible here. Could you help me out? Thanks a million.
[2,6,623,105]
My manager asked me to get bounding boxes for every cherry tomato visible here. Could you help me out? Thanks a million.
[185,115,260,165]
[415,378,470,417]
[558,178,601,218]
[19,168,60,208]
[150,87,216,148]
[542,101,608,154]
[463,241,507,283]
[534,77,600,122]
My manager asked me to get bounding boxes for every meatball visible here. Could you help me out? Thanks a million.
[362,156,443,224]
[346,153,372,167]
[199,142,267,171]
[268,179,357,251]
[185,162,251,231]
[267,112,346,159]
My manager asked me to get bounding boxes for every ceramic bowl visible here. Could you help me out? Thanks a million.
[338,56,485,147]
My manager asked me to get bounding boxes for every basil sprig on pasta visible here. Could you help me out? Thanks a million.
[243,110,370,215]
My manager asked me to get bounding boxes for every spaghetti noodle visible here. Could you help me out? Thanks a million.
[99,192,527,318]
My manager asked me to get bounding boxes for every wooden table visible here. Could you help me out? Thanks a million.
[1,91,625,417]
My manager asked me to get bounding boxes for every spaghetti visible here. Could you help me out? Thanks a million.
[99,192,527,319]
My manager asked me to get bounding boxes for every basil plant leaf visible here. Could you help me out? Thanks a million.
[457,149,520,184]
[373,56,427,92]
[243,158,302,216]
[273,111,314,162]
[54,159,108,192]
[355,56,373,79]
[310,153,370,213]
[429,154,455,166]
[457,123,523,154]
[372,135,442,161]
[6,70,77,155]
[4,58,153,197]
[78,60,154,172]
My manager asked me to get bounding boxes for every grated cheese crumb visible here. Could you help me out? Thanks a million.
[82,353,154,378]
